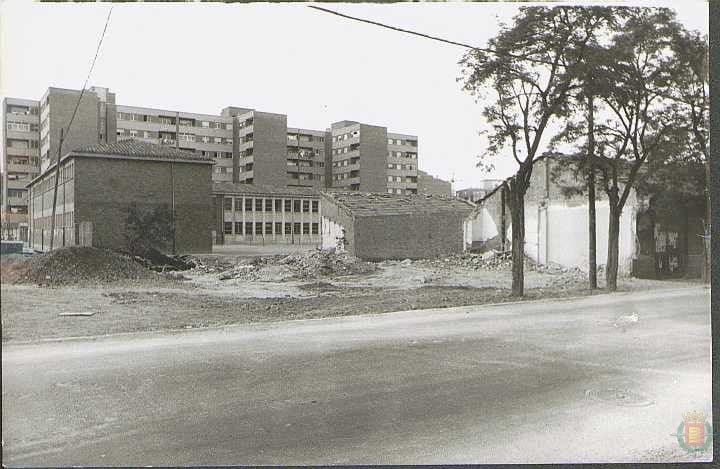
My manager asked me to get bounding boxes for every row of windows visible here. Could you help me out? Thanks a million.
[223,197,318,213]
[387,163,415,171]
[7,157,39,167]
[388,138,418,147]
[334,130,359,142]
[7,122,38,132]
[32,211,74,230]
[287,160,324,168]
[289,173,322,181]
[202,150,233,159]
[332,157,360,168]
[333,173,359,181]
[7,105,39,116]
[117,112,235,130]
[288,133,324,143]
[388,151,418,159]
[7,138,40,150]
[288,148,323,158]
[387,175,417,183]
[117,129,233,145]
[33,161,74,193]
[223,221,319,236]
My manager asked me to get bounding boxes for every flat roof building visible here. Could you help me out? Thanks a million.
[213,182,321,246]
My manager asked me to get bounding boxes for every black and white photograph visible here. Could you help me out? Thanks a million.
[0,0,712,465]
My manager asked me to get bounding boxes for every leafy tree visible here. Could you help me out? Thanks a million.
[459,6,611,296]
[666,29,709,280]
[125,203,175,257]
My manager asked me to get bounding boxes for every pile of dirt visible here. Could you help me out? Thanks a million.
[4,247,158,286]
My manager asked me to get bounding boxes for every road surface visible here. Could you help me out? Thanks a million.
[2,287,712,465]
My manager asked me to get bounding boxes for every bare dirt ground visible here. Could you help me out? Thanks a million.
[1,248,700,343]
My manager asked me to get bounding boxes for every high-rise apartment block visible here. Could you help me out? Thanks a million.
[2,85,432,240]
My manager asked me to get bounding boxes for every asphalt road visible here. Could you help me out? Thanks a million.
[2,287,712,465]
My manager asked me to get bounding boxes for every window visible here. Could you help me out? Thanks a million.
[265,222,273,235]
[311,200,318,213]
[265,199,273,211]
[285,223,292,235]
[302,223,310,235]
[293,200,301,212]
[311,223,319,235]
[274,199,282,212]
[201,121,210,128]
[245,222,253,236]
[214,137,222,144]
[294,222,301,235]
[255,198,263,211]
[284,199,291,212]
[223,222,232,234]
[255,223,263,235]
[245,198,253,211]
[387,176,393,182]
[274,222,282,235]
[302,200,310,212]
[235,222,242,235]
[223,197,232,211]
[234,198,242,211]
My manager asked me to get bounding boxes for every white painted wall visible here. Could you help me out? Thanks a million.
[321,216,345,251]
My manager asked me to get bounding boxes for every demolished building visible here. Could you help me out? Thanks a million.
[320,191,475,261]
[468,155,706,278]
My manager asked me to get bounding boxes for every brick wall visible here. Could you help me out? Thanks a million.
[74,157,213,254]
[352,211,470,261]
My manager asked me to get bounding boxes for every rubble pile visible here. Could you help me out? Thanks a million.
[212,249,377,282]
[8,246,157,286]
[277,250,377,279]
[411,250,514,271]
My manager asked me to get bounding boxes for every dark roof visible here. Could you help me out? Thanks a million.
[72,139,213,162]
[213,182,320,197]
[322,191,475,217]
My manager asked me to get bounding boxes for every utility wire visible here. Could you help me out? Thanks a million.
[307,5,555,66]
[49,6,113,250]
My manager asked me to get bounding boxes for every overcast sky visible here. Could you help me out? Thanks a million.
[0,1,708,189]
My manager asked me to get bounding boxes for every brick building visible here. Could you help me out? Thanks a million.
[320,192,475,261]
[213,182,321,245]
[27,140,214,254]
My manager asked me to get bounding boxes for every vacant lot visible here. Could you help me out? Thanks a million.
[1,248,700,342]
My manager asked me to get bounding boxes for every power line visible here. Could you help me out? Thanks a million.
[49,6,113,250]
[306,5,555,66]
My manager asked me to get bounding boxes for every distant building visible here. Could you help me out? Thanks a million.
[417,170,452,197]
[3,87,423,240]
[329,120,419,194]
[456,179,504,203]
[212,182,321,246]
[27,140,214,253]
[320,192,475,261]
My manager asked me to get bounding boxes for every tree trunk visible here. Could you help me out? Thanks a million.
[606,206,621,292]
[587,93,598,289]
[510,191,525,297]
